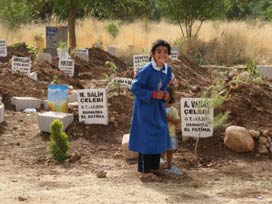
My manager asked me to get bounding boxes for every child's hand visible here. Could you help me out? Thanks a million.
[152,90,165,99]
[163,92,169,101]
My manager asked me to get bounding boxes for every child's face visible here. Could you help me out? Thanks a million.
[153,45,169,66]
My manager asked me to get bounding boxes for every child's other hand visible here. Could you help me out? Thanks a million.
[152,90,165,99]
[163,92,169,101]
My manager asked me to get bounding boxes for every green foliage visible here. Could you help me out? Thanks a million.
[104,61,121,95]
[105,22,120,39]
[51,75,61,84]
[157,0,225,39]
[27,43,39,56]
[49,119,70,162]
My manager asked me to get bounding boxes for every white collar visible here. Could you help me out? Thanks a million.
[151,59,168,75]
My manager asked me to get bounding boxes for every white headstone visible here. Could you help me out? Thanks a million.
[11,56,31,75]
[113,77,132,86]
[170,50,179,60]
[37,52,53,64]
[58,58,74,77]
[0,39,7,57]
[75,48,89,62]
[107,46,116,56]
[181,98,214,138]
[133,54,149,73]
[78,89,108,125]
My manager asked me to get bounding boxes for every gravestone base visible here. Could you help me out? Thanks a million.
[11,97,42,111]
[0,104,4,123]
[37,111,74,133]
[122,134,138,160]
[42,100,48,110]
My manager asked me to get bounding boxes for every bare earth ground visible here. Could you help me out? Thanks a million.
[0,111,272,204]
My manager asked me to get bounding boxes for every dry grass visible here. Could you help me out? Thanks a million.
[1,18,272,64]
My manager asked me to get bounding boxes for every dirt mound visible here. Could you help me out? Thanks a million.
[67,93,134,144]
[74,48,128,79]
[221,82,272,130]
[0,67,47,109]
[0,43,33,63]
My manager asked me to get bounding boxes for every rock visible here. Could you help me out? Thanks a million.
[68,151,81,162]
[18,196,27,201]
[228,69,239,79]
[267,136,271,143]
[258,137,267,145]
[113,152,123,159]
[270,146,272,153]
[262,129,272,137]
[258,145,268,154]
[96,170,107,178]
[122,134,138,159]
[239,71,250,81]
[191,85,201,93]
[266,143,270,148]
[248,129,260,138]
[224,126,255,152]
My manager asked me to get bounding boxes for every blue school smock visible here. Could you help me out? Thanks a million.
[129,61,172,154]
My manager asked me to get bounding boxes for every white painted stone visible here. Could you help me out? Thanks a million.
[0,103,4,123]
[37,111,73,133]
[42,100,48,110]
[28,72,38,81]
[224,126,255,153]
[122,134,138,159]
[11,96,42,111]
[37,53,53,64]
[68,90,78,103]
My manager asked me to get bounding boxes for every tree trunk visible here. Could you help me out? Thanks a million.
[67,0,78,48]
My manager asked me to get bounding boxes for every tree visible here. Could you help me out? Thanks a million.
[0,0,152,48]
[157,0,225,39]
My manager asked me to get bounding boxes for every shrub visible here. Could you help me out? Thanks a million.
[49,119,70,162]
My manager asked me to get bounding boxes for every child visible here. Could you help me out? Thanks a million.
[129,40,174,182]
[165,86,182,175]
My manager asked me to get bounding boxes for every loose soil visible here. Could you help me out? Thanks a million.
[0,44,272,204]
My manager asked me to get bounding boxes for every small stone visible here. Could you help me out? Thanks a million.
[266,143,270,148]
[267,137,271,143]
[68,151,81,162]
[191,85,201,93]
[258,145,268,154]
[96,170,107,178]
[113,152,122,159]
[248,130,260,138]
[18,196,27,201]
[258,137,267,145]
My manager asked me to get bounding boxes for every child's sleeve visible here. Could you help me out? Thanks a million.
[173,107,180,120]
[131,68,153,103]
